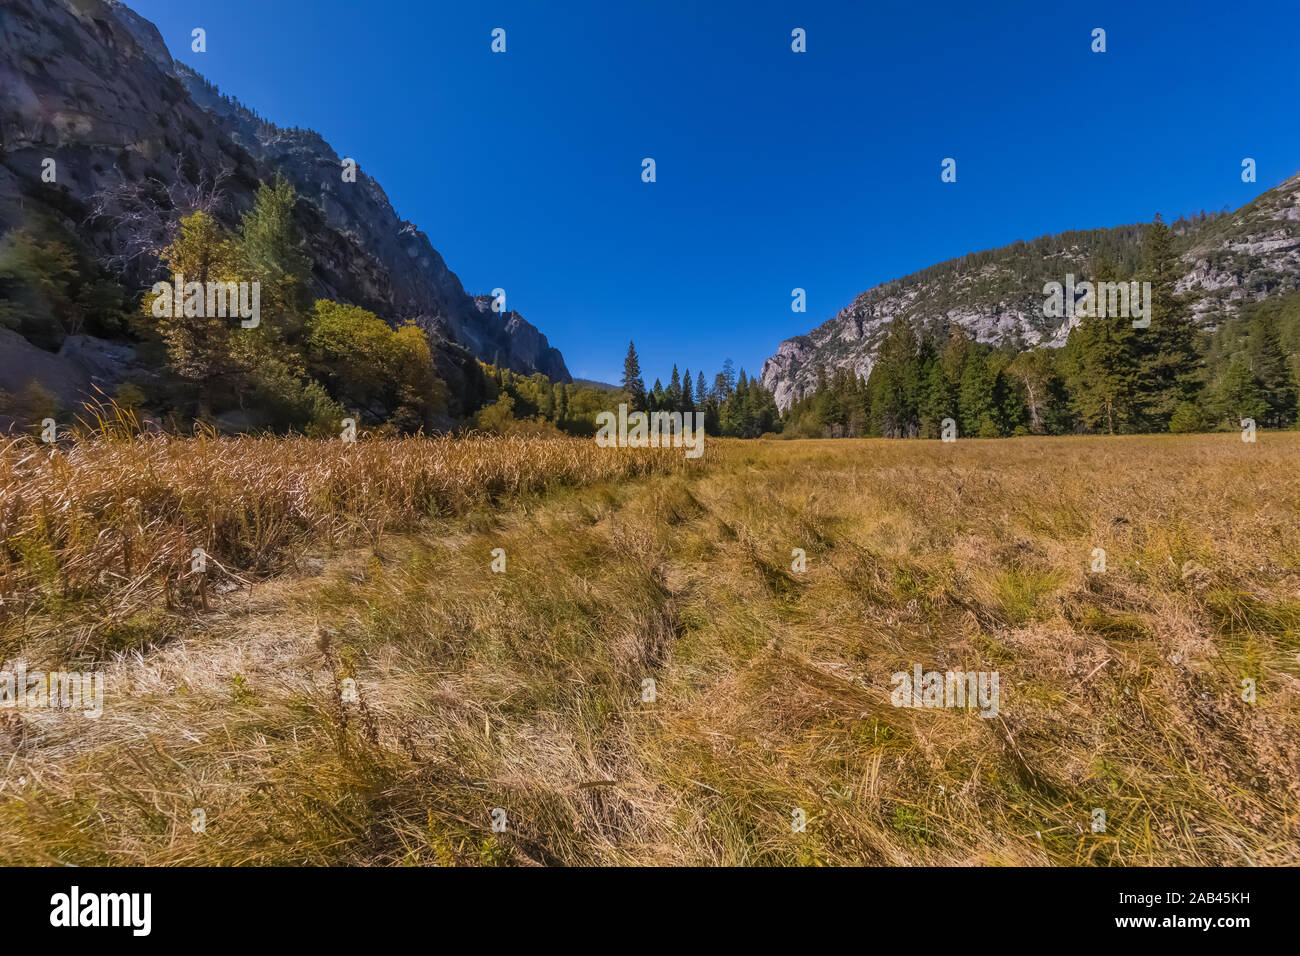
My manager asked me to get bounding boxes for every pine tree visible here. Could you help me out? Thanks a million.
[1137,216,1202,429]
[622,341,646,406]
[1061,259,1142,434]
[680,367,694,412]
[919,358,953,438]
[958,350,997,436]
[721,358,737,397]
[867,318,921,437]
[240,175,311,335]
[1245,314,1298,427]
[1207,354,1267,427]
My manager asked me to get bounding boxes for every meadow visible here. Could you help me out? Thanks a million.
[0,430,1297,865]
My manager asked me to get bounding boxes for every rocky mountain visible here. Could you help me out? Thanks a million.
[761,172,1300,410]
[0,0,569,396]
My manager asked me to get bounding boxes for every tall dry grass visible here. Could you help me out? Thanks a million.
[0,419,702,662]
[0,432,1297,866]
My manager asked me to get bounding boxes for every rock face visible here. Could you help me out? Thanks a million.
[761,173,1300,409]
[0,0,570,384]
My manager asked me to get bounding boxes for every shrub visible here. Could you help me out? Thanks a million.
[1169,400,1205,434]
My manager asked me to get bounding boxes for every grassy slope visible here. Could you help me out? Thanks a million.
[2,435,1298,865]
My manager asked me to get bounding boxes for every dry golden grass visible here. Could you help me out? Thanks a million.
[1,432,1297,865]
[0,425,700,661]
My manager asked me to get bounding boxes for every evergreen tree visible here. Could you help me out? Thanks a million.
[1207,354,1267,427]
[992,364,1027,434]
[240,176,311,335]
[1061,259,1142,434]
[919,357,953,438]
[720,358,737,397]
[622,341,646,406]
[667,364,682,410]
[958,350,997,436]
[1245,314,1297,428]
[867,318,921,437]
[1136,216,1202,429]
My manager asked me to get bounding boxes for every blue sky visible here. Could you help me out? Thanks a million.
[128,0,1300,385]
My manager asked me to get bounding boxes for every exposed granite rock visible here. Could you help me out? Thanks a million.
[762,173,1300,409]
[0,0,570,393]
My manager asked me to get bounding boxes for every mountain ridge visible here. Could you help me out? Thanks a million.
[761,172,1300,409]
[0,0,570,387]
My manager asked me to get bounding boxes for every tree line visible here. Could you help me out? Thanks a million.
[782,218,1300,439]
[5,188,1296,440]
[620,343,779,438]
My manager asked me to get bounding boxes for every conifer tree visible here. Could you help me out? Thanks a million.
[1061,259,1141,434]
[958,350,997,436]
[1245,314,1297,427]
[867,318,921,437]
[667,364,682,409]
[622,341,646,406]
[1136,217,1202,428]
[720,358,737,397]
[919,358,953,438]
[240,175,311,336]
[1207,354,1267,427]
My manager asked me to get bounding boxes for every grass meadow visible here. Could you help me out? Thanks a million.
[1,429,1297,865]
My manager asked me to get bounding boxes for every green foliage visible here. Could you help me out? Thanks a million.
[959,352,997,436]
[621,341,646,406]
[0,227,76,344]
[475,362,636,437]
[1168,401,1205,434]
[1205,355,1267,429]
[147,210,246,416]
[1202,293,1298,430]
[305,301,444,432]
[784,268,1298,439]
[868,318,921,437]
[474,393,518,434]
[112,383,148,411]
[0,218,129,347]
[240,174,312,337]
[1135,217,1203,428]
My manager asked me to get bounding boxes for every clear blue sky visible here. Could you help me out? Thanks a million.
[128,0,1300,385]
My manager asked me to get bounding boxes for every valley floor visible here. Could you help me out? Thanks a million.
[2,434,1298,865]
